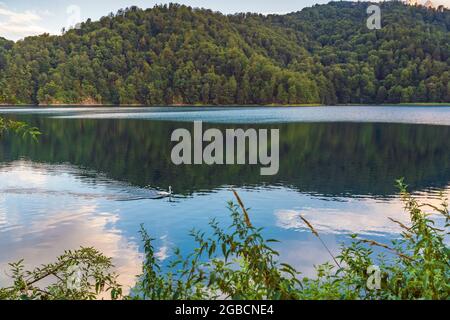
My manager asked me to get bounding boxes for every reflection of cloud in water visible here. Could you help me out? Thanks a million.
[0,161,171,201]
[154,235,171,262]
[274,236,340,278]
[0,197,6,227]
[0,187,166,201]
[0,162,142,294]
[0,206,142,289]
[7,167,48,186]
[273,191,450,275]
[155,246,169,261]
[275,194,449,236]
[0,204,142,294]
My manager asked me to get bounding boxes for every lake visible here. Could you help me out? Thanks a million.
[1,106,449,292]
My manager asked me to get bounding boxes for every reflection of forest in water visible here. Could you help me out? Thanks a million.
[1,116,449,197]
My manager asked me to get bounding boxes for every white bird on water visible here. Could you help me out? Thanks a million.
[156,186,172,198]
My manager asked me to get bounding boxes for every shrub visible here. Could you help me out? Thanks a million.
[132,183,449,300]
[0,182,448,300]
[0,248,122,300]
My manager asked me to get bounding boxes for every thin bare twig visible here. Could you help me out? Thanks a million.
[299,215,341,268]
[419,203,449,219]
[232,189,252,228]
[388,217,412,232]
[357,238,415,262]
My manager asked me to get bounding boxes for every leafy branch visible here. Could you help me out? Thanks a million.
[0,117,41,141]
[0,248,122,300]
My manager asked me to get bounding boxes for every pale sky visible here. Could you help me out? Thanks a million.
[0,0,449,41]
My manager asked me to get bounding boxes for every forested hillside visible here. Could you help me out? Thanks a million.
[0,1,448,105]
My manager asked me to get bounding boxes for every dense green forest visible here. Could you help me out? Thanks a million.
[0,1,449,105]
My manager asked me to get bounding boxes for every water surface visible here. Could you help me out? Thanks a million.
[1,106,449,291]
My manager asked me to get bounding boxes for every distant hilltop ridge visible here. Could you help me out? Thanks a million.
[0,1,448,106]
[403,0,445,9]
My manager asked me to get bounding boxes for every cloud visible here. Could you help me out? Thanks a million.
[275,192,449,236]
[0,4,51,41]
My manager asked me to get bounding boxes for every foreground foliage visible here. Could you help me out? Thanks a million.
[0,182,448,300]
[133,183,449,300]
[0,248,122,300]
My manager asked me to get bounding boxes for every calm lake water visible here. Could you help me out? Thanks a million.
[1,106,449,291]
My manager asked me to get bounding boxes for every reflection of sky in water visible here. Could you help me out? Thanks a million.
[1,106,450,125]
[1,160,448,287]
[0,162,142,292]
